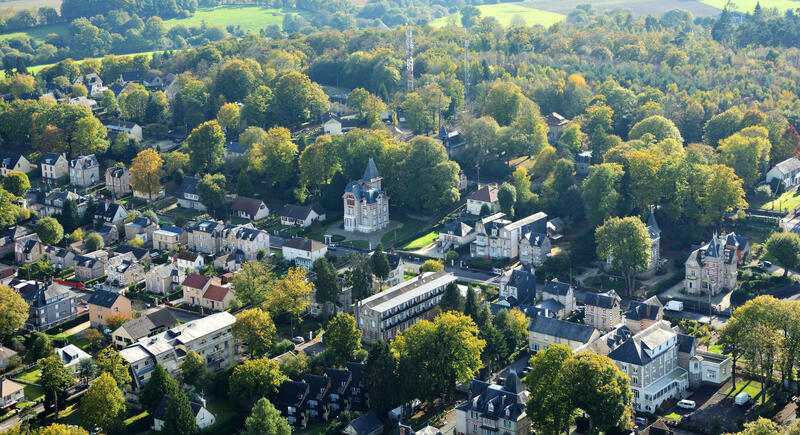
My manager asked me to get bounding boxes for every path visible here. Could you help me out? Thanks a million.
[62,320,90,337]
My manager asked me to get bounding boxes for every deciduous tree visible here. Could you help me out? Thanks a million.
[130,149,164,201]
[232,308,276,358]
[232,261,274,307]
[81,372,125,434]
[766,232,800,276]
[163,389,199,435]
[2,171,29,197]
[39,355,74,417]
[247,127,298,188]
[228,358,286,404]
[421,259,444,273]
[243,397,291,435]
[325,313,362,363]
[95,348,131,389]
[187,120,225,173]
[595,216,651,296]
[140,364,178,414]
[0,285,27,339]
[35,217,63,245]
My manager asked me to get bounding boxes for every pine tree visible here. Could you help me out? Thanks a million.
[140,364,178,414]
[371,243,391,285]
[464,285,479,319]
[237,169,254,197]
[58,199,79,233]
[312,258,339,316]
[164,390,198,435]
[439,282,464,312]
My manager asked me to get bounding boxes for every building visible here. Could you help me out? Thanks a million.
[40,152,68,184]
[465,185,499,215]
[455,373,530,435]
[145,263,182,295]
[684,232,750,295]
[41,190,89,218]
[766,156,800,188]
[385,252,404,288]
[153,225,187,251]
[528,315,600,352]
[21,281,79,331]
[106,252,145,287]
[120,312,236,399]
[678,334,732,388]
[343,158,389,233]
[201,284,235,311]
[223,141,245,160]
[645,209,661,272]
[231,196,269,221]
[471,212,548,261]
[280,204,326,227]
[538,279,576,319]
[498,266,536,307]
[276,380,310,428]
[113,245,150,264]
[69,155,100,187]
[125,216,158,245]
[45,246,75,270]
[95,201,128,225]
[576,150,592,176]
[105,120,143,142]
[545,112,569,143]
[0,379,25,409]
[112,308,178,348]
[174,250,204,273]
[69,96,97,109]
[437,126,467,157]
[0,226,27,258]
[583,290,622,332]
[142,72,163,87]
[469,213,509,259]
[0,346,18,370]
[74,251,107,281]
[519,230,551,266]
[56,344,92,375]
[625,296,664,334]
[343,412,383,435]
[105,166,131,196]
[187,220,268,259]
[0,152,35,176]
[88,290,132,328]
[177,177,205,211]
[186,220,223,254]
[14,234,44,264]
[182,274,212,306]
[356,271,457,344]
[120,70,145,84]
[282,238,328,270]
[323,114,358,136]
[437,221,474,250]
[97,224,119,245]
[153,395,215,431]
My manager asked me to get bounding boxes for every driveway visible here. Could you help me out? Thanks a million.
[672,381,746,433]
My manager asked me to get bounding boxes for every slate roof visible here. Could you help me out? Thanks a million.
[542,279,571,296]
[159,225,184,235]
[503,268,535,306]
[466,185,498,203]
[647,209,661,235]
[109,83,125,97]
[106,166,128,179]
[106,119,137,129]
[676,333,696,354]
[56,344,90,366]
[584,290,619,309]
[363,158,381,181]
[224,225,265,242]
[179,177,200,198]
[113,245,148,261]
[276,380,309,408]
[75,255,100,268]
[773,157,800,175]
[41,152,65,166]
[88,289,124,308]
[457,374,527,423]
[232,196,264,217]
[95,202,124,220]
[121,70,145,82]
[225,141,245,155]
[626,296,662,321]
[69,155,98,169]
[119,308,178,341]
[182,274,210,289]
[441,220,472,237]
[386,252,402,270]
[143,72,160,83]
[281,204,317,220]
[545,112,569,126]
[153,395,204,421]
[0,152,22,169]
[346,411,384,435]
[607,323,675,366]
[284,238,326,252]
[23,282,75,308]
[523,231,548,247]
[528,315,596,342]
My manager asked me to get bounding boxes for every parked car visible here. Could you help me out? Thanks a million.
[634,417,647,426]
[735,392,750,406]
[677,399,696,410]
[759,261,773,268]
[291,336,305,345]
[665,300,684,311]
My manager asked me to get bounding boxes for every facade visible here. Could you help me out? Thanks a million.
[343,158,389,233]
[519,230,551,266]
[625,296,664,334]
[0,152,36,176]
[528,315,600,352]
[583,290,622,332]
[685,232,750,295]
[94,201,128,224]
[41,190,88,218]
[21,281,79,331]
[498,267,536,306]
[471,212,548,261]
[105,166,131,196]
[45,246,76,270]
[0,379,25,409]
[385,253,404,288]
[282,238,328,270]
[106,253,145,287]
[174,251,204,273]
[356,271,457,344]
[187,220,269,259]
[576,150,592,176]
[545,112,569,143]
[280,204,326,227]
[646,209,661,271]
[88,290,132,327]
[153,225,187,251]
[14,234,44,264]
[56,344,92,375]
[182,274,212,306]
[113,308,178,348]
[231,196,270,221]
[678,334,732,388]
[124,216,158,245]
[105,120,143,141]
[40,153,68,184]
[177,177,206,211]
[469,213,510,259]
[766,156,800,188]
[539,279,576,319]
[69,154,100,187]
[456,373,530,435]
[98,224,119,244]
[465,185,499,215]
[201,284,235,311]
[145,263,182,295]
[74,251,107,282]
[437,221,474,250]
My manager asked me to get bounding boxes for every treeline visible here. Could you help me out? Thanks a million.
[714,5,800,48]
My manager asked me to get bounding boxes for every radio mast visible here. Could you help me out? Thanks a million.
[406,22,414,92]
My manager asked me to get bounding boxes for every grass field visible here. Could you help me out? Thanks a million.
[708,343,725,354]
[430,3,566,28]
[0,23,67,42]
[0,0,61,12]
[701,0,800,12]
[16,368,41,384]
[726,379,765,400]
[23,384,43,402]
[163,6,304,32]
[401,231,439,249]
[757,188,800,212]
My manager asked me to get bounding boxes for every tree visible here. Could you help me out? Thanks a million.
[766,232,800,276]
[229,358,287,404]
[71,116,108,157]
[533,146,558,179]
[398,136,460,214]
[58,199,80,233]
[264,267,313,329]
[279,351,310,381]
[145,91,169,124]
[163,389,199,435]
[700,164,748,227]
[247,127,298,188]
[364,340,399,417]
[0,285,28,339]
[464,285,479,319]
[371,243,391,285]
[402,92,433,135]
[27,332,53,363]
[77,358,95,385]
[95,348,131,389]
[242,86,274,128]
[39,424,89,435]
[1,171,29,197]
[421,260,444,273]
[273,71,329,126]
[462,116,499,174]
[216,60,257,103]
[498,182,516,218]
[524,344,574,434]
[164,152,190,179]
[232,308,276,358]
[197,174,226,217]
[39,354,74,417]
[217,102,241,132]
[84,232,104,251]
[81,372,125,434]
[180,350,207,390]
[130,149,164,201]
[119,86,149,123]
[232,261,274,307]
[718,126,771,188]
[140,364,178,414]
[628,115,683,143]
[69,228,83,243]
[568,352,633,431]
[312,258,339,315]
[460,5,481,27]
[325,313,362,363]
[83,328,103,351]
[243,397,291,435]
[106,313,128,330]
[582,163,624,226]
[703,107,743,148]
[187,120,225,173]
[0,188,17,229]
[440,282,465,312]
[348,252,373,302]
[595,217,651,296]
[485,82,527,126]
[35,217,63,246]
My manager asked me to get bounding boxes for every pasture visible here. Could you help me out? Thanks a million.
[162,5,305,32]
[519,0,721,16]
[700,0,800,12]
[0,22,67,42]
[430,3,566,28]
[0,0,61,12]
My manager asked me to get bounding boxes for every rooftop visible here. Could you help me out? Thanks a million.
[360,271,457,313]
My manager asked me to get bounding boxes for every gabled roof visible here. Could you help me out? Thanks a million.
[179,177,200,197]
[175,251,199,262]
[88,289,125,308]
[225,141,245,154]
[203,284,230,302]
[441,220,472,237]
[676,333,696,354]
[106,166,128,178]
[95,202,124,220]
[0,379,24,397]
[113,245,148,260]
[466,185,498,203]
[153,395,205,421]
[69,154,98,169]
[647,209,660,235]
[106,119,138,129]
[121,70,145,82]
[542,279,571,296]
[281,204,317,220]
[276,380,309,408]
[545,112,569,126]
[0,152,22,169]
[232,196,265,217]
[41,152,65,166]
[119,308,178,341]
[345,411,384,435]
[56,344,90,365]
[773,156,800,175]
[584,290,620,309]
[283,238,326,252]
[528,315,597,343]
[182,274,210,289]
[626,296,662,321]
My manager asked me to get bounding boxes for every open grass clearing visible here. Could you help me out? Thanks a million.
[15,368,41,384]
[23,384,43,402]
[0,23,67,43]
[755,188,800,213]
[708,343,725,354]
[701,0,800,13]
[163,6,306,32]
[0,0,62,11]
[430,3,565,28]
[401,231,439,249]
[726,379,765,401]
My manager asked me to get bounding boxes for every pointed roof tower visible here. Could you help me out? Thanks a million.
[362,158,381,182]
[706,232,720,258]
[647,207,660,236]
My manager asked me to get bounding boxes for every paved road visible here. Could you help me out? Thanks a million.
[0,403,42,431]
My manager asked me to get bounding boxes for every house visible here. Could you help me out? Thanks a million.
[584,290,622,332]
[437,126,467,156]
[223,141,245,160]
[437,221,474,250]
[105,166,131,196]
[455,373,530,435]
[113,245,150,264]
[0,152,35,176]
[677,333,732,388]
[174,251,204,273]
[519,230,551,266]
[282,238,328,270]
[112,308,178,348]
[538,279,575,319]
[465,185,499,215]
[231,196,269,221]
[95,201,128,225]
[145,264,182,296]
[545,112,569,143]
[498,266,536,307]
[177,177,206,211]
[219,225,269,260]
[345,361,367,408]
[21,281,79,331]
[69,154,100,187]
[40,152,68,184]
[74,73,106,96]
[201,283,235,311]
[276,381,310,427]
[458,171,468,191]
[120,70,145,84]
[646,209,661,271]
[105,120,143,142]
[187,220,224,254]
[469,213,510,259]
[0,226,27,258]
[766,156,800,189]
[88,290,132,328]
[109,82,125,98]
[153,225,187,251]
[125,216,158,245]
[357,271,457,344]
[182,274,212,306]
[213,252,244,273]
[56,344,91,375]
[14,234,44,264]
[74,251,107,282]
[280,204,326,227]
[343,412,384,435]
[385,252,404,288]
[45,246,75,270]
[153,395,215,431]
[528,315,600,352]
[304,373,331,421]
[0,346,18,370]
[106,252,145,287]
[576,150,592,176]
[142,72,163,87]
[323,114,358,136]
[0,379,25,409]
[120,312,236,400]
[471,212,548,261]
[684,232,750,295]
[68,96,97,109]
[41,190,89,218]
[343,158,389,233]
[640,420,674,435]
[625,296,664,334]
[97,224,119,244]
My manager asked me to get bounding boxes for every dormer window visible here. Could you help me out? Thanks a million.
[505,408,510,417]
[488,403,494,412]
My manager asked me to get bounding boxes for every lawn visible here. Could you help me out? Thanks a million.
[205,398,242,433]
[430,3,565,28]
[756,188,800,212]
[23,384,44,402]
[3,49,163,78]
[47,330,90,350]
[726,379,765,400]
[381,215,427,247]
[0,23,68,43]
[341,239,370,249]
[16,368,41,384]
[401,231,439,249]
[708,343,725,354]
[163,6,306,32]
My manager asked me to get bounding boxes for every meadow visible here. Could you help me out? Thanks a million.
[0,23,67,42]
[0,0,61,12]
[162,5,305,32]
[700,0,800,12]
[430,3,565,28]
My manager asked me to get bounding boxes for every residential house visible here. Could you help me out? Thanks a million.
[40,153,68,184]
[0,152,35,176]
[0,267,12,286]
[343,158,389,233]
[684,232,750,295]
[545,112,569,143]
[646,209,661,271]
[458,170,468,191]
[14,234,44,264]
[119,312,236,400]
[182,274,211,306]
[465,185,499,215]
[356,271,457,344]
[153,395,215,431]
[677,334,732,388]
[112,308,178,348]
[280,204,326,227]
[584,290,622,332]
[343,412,383,435]
[498,266,536,307]
[625,296,664,334]
[213,252,244,273]
[282,238,328,270]
[304,373,331,421]
[0,346,18,370]
[120,70,145,84]
[45,246,75,270]
[98,224,120,244]
[0,379,25,409]
[538,279,576,319]
[125,216,158,245]
[201,284,235,311]
[187,220,224,254]
[94,201,128,225]
[153,225,187,251]
[528,315,600,352]
[219,224,269,260]
[142,72,163,87]
[437,126,467,157]
[56,344,92,375]
[41,189,89,218]
[519,230,551,266]
[145,264,182,296]
[105,166,131,196]
[437,221,474,250]
[471,212,548,261]
[21,281,79,331]
[223,141,245,160]
[232,196,269,221]
[323,114,358,136]
[455,373,530,435]
[0,226,27,258]
[69,155,100,187]
[113,245,150,264]
[105,120,143,141]
[385,252,404,288]
[88,290,132,328]
[469,213,510,259]
[74,251,107,282]
[74,73,104,96]
[345,362,366,408]
[766,156,800,188]
[177,177,205,211]
[174,251,204,273]
[106,253,144,287]
[276,381,310,428]
[68,96,97,109]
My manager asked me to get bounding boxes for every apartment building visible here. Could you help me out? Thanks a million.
[153,225,187,251]
[21,281,79,331]
[40,153,68,184]
[87,290,132,328]
[583,290,622,332]
[685,232,750,296]
[105,166,131,196]
[456,372,530,435]
[528,315,600,352]
[69,154,100,187]
[356,271,457,344]
[124,216,158,245]
[471,212,549,261]
[187,220,269,258]
[112,308,178,348]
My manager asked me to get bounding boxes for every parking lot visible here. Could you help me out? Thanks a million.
[662,381,749,433]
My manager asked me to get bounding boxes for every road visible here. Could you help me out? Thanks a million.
[0,403,42,431]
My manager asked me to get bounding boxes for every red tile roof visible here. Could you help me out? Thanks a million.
[203,284,230,301]
[182,274,209,289]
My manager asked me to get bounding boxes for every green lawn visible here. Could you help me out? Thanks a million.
[3,49,163,79]
[663,412,682,421]
[726,379,765,400]
[47,331,90,350]
[23,384,43,402]
[758,188,800,212]
[16,368,41,384]
[708,343,725,354]
[430,3,565,28]
[401,231,439,249]
[0,23,68,43]
[163,6,305,32]
[381,216,427,248]
[341,240,370,249]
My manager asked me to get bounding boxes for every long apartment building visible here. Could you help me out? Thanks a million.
[119,312,236,402]
[356,271,457,344]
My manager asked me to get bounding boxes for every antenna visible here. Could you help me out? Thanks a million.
[464,27,470,103]
[406,22,414,92]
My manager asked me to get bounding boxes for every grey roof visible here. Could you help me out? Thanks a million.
[344,179,386,204]
[535,298,565,313]
[232,196,264,217]
[773,157,800,175]
[457,375,527,422]
[346,411,384,435]
[676,333,696,354]
[276,380,309,408]
[466,185,498,203]
[386,252,402,270]
[22,282,75,308]
[281,204,316,220]
[647,209,660,235]
[153,395,204,421]
[0,152,22,169]
[360,271,456,313]
[224,225,265,242]
[584,291,619,309]
[607,323,675,365]
[503,268,535,306]
[120,308,178,341]
[626,296,662,321]
[441,220,472,237]
[127,216,155,228]
[95,202,124,220]
[225,141,244,154]
[106,166,128,179]
[362,158,381,181]
[542,279,571,296]
[113,245,148,260]
[121,70,145,82]
[283,237,326,252]
[88,289,124,308]
[527,315,596,343]
[69,154,98,169]
[106,119,137,129]
[545,112,568,126]
[523,231,548,247]
[159,225,184,235]
[179,177,200,197]
[41,152,65,165]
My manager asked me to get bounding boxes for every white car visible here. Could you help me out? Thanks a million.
[677,399,696,410]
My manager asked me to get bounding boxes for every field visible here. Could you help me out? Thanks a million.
[163,6,304,32]
[0,23,67,42]
[0,0,61,12]
[430,3,565,28]
[756,188,800,212]
[0,49,163,78]
[520,0,722,16]
[401,231,439,249]
[700,0,800,12]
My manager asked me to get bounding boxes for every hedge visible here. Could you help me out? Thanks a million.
[43,313,89,335]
